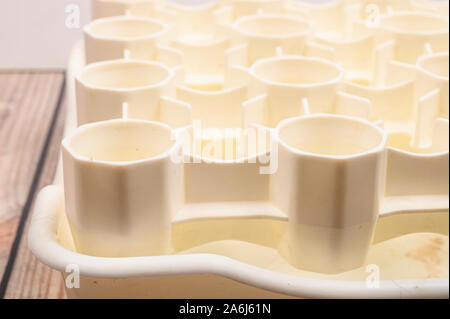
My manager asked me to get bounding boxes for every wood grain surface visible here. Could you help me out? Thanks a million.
[0,72,66,299]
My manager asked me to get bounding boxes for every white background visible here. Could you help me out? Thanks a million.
[0,0,91,70]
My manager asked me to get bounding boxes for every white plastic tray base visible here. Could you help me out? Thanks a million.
[30,185,449,299]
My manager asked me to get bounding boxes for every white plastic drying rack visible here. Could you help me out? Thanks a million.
[29,0,449,298]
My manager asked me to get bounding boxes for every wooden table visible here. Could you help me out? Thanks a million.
[0,72,67,298]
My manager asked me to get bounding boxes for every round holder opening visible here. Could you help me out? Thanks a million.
[276,115,386,157]
[250,56,343,87]
[234,14,311,38]
[77,60,172,90]
[380,12,449,35]
[63,119,177,163]
[85,16,166,40]
[417,52,449,80]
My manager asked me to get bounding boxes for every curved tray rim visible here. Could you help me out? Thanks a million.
[29,185,449,299]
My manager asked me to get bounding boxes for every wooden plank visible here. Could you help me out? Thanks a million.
[4,87,67,299]
[0,72,65,298]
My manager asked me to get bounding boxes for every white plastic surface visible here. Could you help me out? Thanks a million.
[28,0,449,298]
